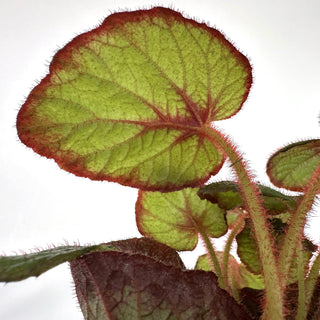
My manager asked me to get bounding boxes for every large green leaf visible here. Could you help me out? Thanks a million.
[71,251,252,320]
[198,181,300,215]
[17,7,252,191]
[136,188,228,250]
[267,139,320,191]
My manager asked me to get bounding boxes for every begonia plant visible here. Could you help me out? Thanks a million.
[2,7,320,320]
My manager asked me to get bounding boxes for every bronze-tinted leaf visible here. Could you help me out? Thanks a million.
[71,251,252,320]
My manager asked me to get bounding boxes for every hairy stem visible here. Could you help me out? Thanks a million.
[202,126,284,320]
[222,216,245,283]
[305,249,320,316]
[279,163,320,280]
[197,225,226,289]
[296,240,306,320]
[230,268,241,303]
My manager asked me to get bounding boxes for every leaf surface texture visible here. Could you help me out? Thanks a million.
[0,245,108,282]
[71,250,252,320]
[267,139,320,191]
[17,7,252,190]
[136,188,228,250]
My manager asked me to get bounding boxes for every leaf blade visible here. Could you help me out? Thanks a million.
[71,250,252,320]
[267,139,320,191]
[136,188,228,251]
[198,181,301,214]
[195,253,264,290]
[0,245,110,282]
[0,238,184,283]
[17,7,252,191]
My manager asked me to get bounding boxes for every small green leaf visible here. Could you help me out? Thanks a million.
[239,264,265,290]
[236,220,261,274]
[195,253,213,271]
[17,7,252,191]
[136,188,228,251]
[198,181,242,210]
[267,139,320,191]
[195,254,264,290]
[198,181,300,215]
[0,244,109,282]
[259,185,301,214]
[236,219,316,280]
[71,251,252,320]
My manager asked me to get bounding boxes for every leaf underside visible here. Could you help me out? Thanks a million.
[267,139,320,191]
[236,220,261,274]
[109,237,185,269]
[0,238,185,283]
[17,7,252,191]
[236,219,316,281]
[0,245,108,282]
[136,188,227,251]
[198,181,300,215]
[71,251,252,320]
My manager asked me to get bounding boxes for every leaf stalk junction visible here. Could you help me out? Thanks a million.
[202,126,285,320]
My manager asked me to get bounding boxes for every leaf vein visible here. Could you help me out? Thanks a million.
[118,26,204,126]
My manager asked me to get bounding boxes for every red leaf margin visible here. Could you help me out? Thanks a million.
[17,7,252,191]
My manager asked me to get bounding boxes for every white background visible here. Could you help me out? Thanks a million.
[0,0,319,319]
